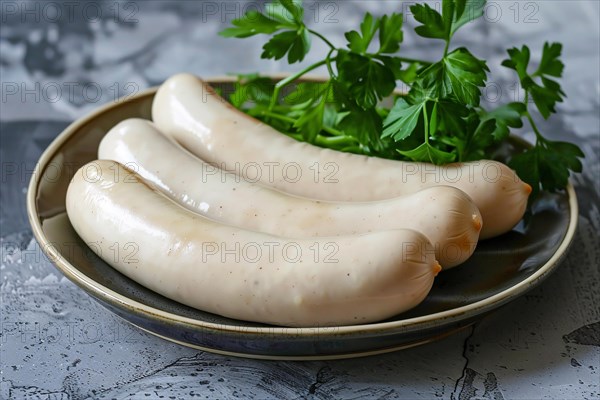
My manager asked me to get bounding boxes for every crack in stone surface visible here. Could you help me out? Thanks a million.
[451,324,476,400]
[308,366,333,395]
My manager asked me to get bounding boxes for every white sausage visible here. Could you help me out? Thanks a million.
[99,118,482,268]
[66,160,441,327]
[152,73,531,239]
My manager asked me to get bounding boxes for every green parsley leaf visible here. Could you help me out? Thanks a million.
[398,142,456,164]
[544,140,584,176]
[535,42,564,77]
[374,55,404,80]
[293,95,326,143]
[229,75,275,108]
[508,148,540,197]
[382,98,424,141]
[345,12,379,54]
[417,47,488,106]
[462,114,495,158]
[266,0,303,25]
[502,45,530,80]
[502,43,566,119]
[411,3,446,40]
[261,27,311,63]
[441,0,456,36]
[479,102,526,141]
[411,0,486,42]
[435,100,469,134]
[378,13,404,54]
[338,107,383,150]
[451,0,486,35]
[396,62,420,83]
[284,82,328,106]
[222,1,310,64]
[529,76,566,119]
[443,48,489,105]
[344,12,403,55]
[323,107,348,129]
[219,11,282,38]
[337,51,396,109]
[509,140,584,197]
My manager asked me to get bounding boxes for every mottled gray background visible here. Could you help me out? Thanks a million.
[1,1,599,399]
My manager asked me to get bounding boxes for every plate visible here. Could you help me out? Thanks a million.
[27,77,578,360]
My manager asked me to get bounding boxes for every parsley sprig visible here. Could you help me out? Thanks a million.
[502,43,584,197]
[220,0,583,197]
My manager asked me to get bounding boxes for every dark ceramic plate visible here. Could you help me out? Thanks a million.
[27,78,578,360]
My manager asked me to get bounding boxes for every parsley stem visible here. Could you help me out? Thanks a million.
[368,53,433,66]
[308,29,336,50]
[316,135,358,146]
[261,111,296,124]
[422,105,430,144]
[268,59,328,111]
[322,126,350,138]
[525,112,544,142]
[325,48,336,78]
[524,92,545,143]
[261,110,357,145]
[443,41,450,57]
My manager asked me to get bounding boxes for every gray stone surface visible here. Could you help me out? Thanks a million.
[1,1,599,399]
